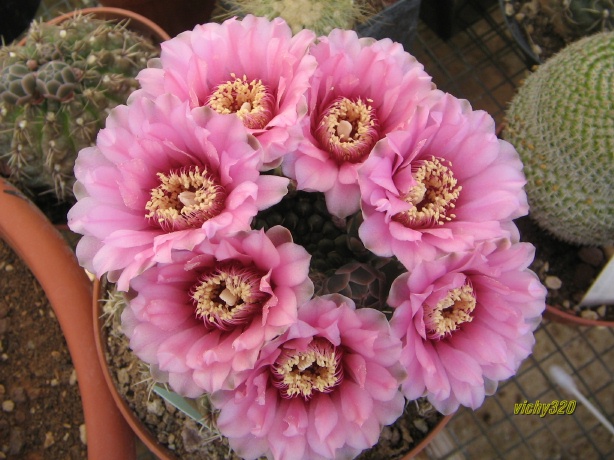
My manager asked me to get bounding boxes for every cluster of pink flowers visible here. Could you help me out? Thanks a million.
[68,15,546,460]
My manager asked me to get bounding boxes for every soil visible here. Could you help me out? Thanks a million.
[0,238,86,460]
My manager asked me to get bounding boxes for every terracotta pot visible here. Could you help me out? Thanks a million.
[498,0,541,66]
[93,278,453,460]
[97,0,216,37]
[0,178,135,460]
[44,6,171,44]
[93,280,179,460]
[544,304,613,328]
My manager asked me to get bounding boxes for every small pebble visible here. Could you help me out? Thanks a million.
[2,400,15,412]
[545,275,562,290]
[413,418,429,433]
[562,300,571,309]
[69,369,78,386]
[10,387,25,403]
[578,247,604,267]
[147,399,164,416]
[597,305,606,318]
[43,431,55,449]
[580,309,599,320]
[79,424,87,445]
[4,265,13,272]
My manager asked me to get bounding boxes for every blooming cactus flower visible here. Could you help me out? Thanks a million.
[358,93,529,269]
[211,295,407,460]
[67,93,288,290]
[120,226,314,396]
[388,239,546,415]
[134,15,317,166]
[282,28,436,218]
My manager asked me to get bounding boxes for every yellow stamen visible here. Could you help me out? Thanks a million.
[191,263,269,330]
[424,284,476,340]
[315,96,379,164]
[145,165,226,231]
[207,74,274,129]
[394,156,461,228]
[272,338,342,400]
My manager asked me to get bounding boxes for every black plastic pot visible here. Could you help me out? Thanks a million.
[356,0,422,53]
[499,0,542,65]
[0,0,41,44]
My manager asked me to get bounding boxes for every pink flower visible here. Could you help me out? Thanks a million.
[211,295,406,460]
[134,15,317,167]
[67,93,288,290]
[120,226,314,396]
[388,239,546,415]
[281,28,436,218]
[358,93,529,269]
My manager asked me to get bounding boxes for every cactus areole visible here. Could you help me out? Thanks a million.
[0,13,160,203]
[504,31,614,246]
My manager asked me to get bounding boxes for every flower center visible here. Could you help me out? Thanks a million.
[393,156,461,228]
[206,73,275,129]
[424,284,476,340]
[145,165,227,231]
[315,96,380,164]
[272,338,343,400]
[190,262,271,331]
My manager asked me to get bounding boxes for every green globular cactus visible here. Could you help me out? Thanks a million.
[214,0,371,36]
[0,13,160,202]
[504,31,614,246]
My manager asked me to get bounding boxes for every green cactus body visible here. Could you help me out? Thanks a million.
[504,31,614,246]
[214,0,371,36]
[0,13,159,202]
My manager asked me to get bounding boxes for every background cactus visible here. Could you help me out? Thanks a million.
[254,188,405,311]
[503,31,614,246]
[0,12,160,203]
[539,0,614,41]
[213,0,372,36]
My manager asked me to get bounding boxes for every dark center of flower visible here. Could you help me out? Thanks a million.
[271,337,343,400]
[424,283,476,340]
[393,156,461,228]
[190,261,271,331]
[145,165,227,231]
[206,74,275,129]
[315,96,380,164]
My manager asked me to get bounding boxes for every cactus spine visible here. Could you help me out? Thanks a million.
[0,13,160,202]
[504,31,614,246]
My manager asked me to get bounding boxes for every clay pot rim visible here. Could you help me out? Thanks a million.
[0,178,136,460]
[544,304,613,328]
[37,6,171,44]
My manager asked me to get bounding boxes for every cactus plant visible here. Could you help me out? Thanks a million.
[213,0,372,36]
[503,31,614,246]
[0,12,160,202]
[540,0,614,41]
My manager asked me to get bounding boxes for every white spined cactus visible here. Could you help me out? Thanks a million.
[504,31,614,246]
